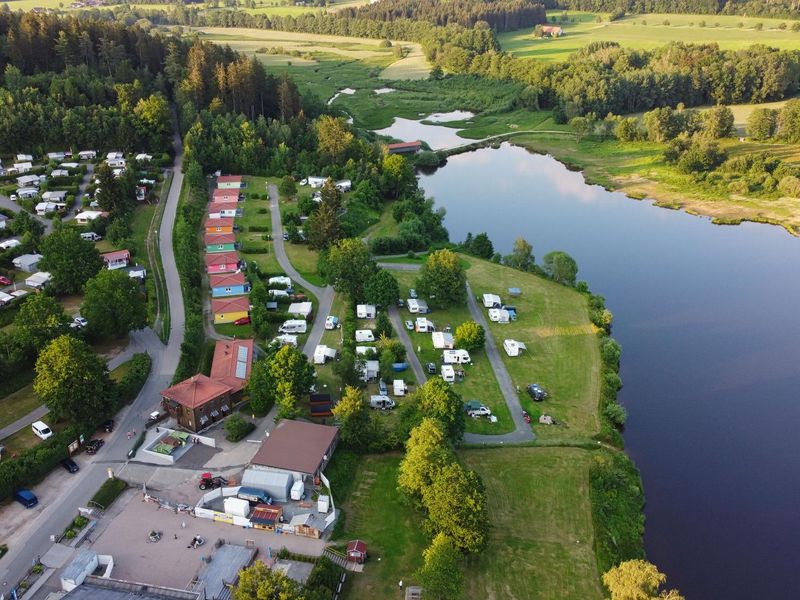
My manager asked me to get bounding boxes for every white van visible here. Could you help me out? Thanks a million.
[370,395,396,410]
[443,349,471,364]
[80,232,102,242]
[32,420,53,440]
[279,319,307,334]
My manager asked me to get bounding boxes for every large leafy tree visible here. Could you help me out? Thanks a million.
[34,335,110,424]
[454,321,485,353]
[543,250,579,286]
[702,105,734,139]
[364,269,400,307]
[82,270,146,338]
[397,418,453,499]
[503,236,534,271]
[269,345,315,420]
[416,377,465,442]
[13,293,70,351]
[422,461,489,554]
[331,386,373,450]
[381,153,415,198]
[747,108,777,141]
[416,249,465,309]
[305,199,342,251]
[315,115,353,163]
[602,560,685,600]
[234,561,304,600]
[416,533,464,600]
[40,227,103,294]
[133,93,171,151]
[247,357,276,417]
[324,238,376,301]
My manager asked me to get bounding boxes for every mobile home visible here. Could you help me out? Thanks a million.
[355,330,375,343]
[443,349,471,365]
[503,339,527,357]
[279,320,308,334]
[356,304,376,319]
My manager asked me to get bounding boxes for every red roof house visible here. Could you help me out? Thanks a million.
[347,540,367,563]
[204,252,241,274]
[209,338,255,395]
[386,140,422,155]
[212,188,241,203]
[211,296,250,324]
[160,373,233,432]
[101,249,131,270]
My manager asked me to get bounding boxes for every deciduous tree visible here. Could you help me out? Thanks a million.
[234,561,304,600]
[34,335,110,424]
[364,269,399,307]
[702,105,734,139]
[398,417,453,498]
[332,386,372,450]
[543,250,578,286]
[416,377,465,442]
[417,249,465,309]
[748,108,777,141]
[269,345,315,420]
[381,153,415,198]
[454,321,485,352]
[325,238,376,301]
[315,115,353,162]
[305,200,342,250]
[40,227,103,294]
[82,270,146,338]
[602,560,684,600]
[278,175,297,197]
[416,533,464,600]
[13,293,69,351]
[503,237,534,272]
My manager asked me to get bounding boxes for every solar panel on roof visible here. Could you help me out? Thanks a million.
[237,345,249,361]
[235,345,249,379]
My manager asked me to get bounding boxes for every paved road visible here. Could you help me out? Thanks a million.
[380,263,534,445]
[267,183,333,357]
[388,305,427,385]
[0,130,186,588]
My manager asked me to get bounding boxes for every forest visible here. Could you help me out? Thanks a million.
[547,0,800,19]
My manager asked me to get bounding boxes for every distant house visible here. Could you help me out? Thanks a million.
[209,272,250,297]
[47,151,67,161]
[106,151,123,160]
[207,202,242,219]
[41,190,67,202]
[217,175,245,190]
[212,295,250,324]
[17,174,41,188]
[50,169,69,178]
[161,373,234,432]
[15,154,33,162]
[13,253,43,273]
[16,187,39,199]
[78,150,97,160]
[250,419,339,482]
[60,162,79,169]
[106,158,126,168]
[204,216,235,234]
[386,140,422,155]
[75,210,107,225]
[205,251,241,274]
[101,249,131,270]
[212,188,240,203]
[35,201,66,216]
[209,338,254,399]
[13,162,33,174]
[540,25,563,37]
[205,233,237,253]
[347,540,367,564]
[25,271,52,289]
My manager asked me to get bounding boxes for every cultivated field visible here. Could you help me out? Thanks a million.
[500,11,800,61]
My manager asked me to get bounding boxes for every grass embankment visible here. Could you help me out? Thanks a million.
[91,478,128,509]
[0,384,40,430]
[499,11,800,61]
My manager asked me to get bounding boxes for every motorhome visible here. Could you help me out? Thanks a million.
[369,395,395,410]
[279,320,307,334]
[440,365,455,383]
[443,349,471,364]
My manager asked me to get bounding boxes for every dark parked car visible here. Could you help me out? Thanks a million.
[61,458,79,473]
[526,384,549,402]
[102,419,114,433]
[426,362,437,375]
[85,439,105,454]
[14,489,38,508]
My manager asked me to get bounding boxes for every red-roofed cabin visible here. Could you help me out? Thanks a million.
[101,249,131,270]
[208,202,242,219]
[386,140,422,155]
[540,25,563,37]
[161,373,233,432]
[210,339,254,399]
[347,539,367,564]
[204,216,235,234]
[250,504,283,531]
[205,251,241,274]
[217,175,245,189]
[212,188,241,203]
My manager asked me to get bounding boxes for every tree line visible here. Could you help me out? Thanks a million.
[547,0,800,20]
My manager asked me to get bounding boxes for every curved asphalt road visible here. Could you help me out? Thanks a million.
[0,129,186,587]
[268,183,334,357]
[379,263,534,445]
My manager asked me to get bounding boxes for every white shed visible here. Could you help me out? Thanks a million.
[355,329,374,342]
[356,304,376,319]
[482,293,502,308]
[503,339,527,357]
[432,331,454,349]
[393,379,407,396]
[488,308,510,323]
[441,364,455,383]
[313,345,337,365]
[25,271,52,289]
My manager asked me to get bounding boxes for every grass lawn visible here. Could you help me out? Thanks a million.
[391,270,513,435]
[238,176,282,275]
[461,447,605,600]
[363,204,400,240]
[465,257,601,442]
[284,242,325,286]
[0,384,41,430]
[499,11,800,61]
[109,361,131,382]
[338,454,428,600]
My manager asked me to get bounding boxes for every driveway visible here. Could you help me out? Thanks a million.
[388,305,427,385]
[268,183,334,357]
[0,127,187,587]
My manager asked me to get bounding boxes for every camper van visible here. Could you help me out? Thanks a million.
[370,395,396,410]
[440,365,456,383]
[356,304,376,319]
[442,349,471,365]
[80,232,102,242]
[355,330,375,343]
[32,420,53,440]
[279,319,308,334]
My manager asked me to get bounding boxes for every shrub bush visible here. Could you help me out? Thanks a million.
[90,478,127,509]
[225,413,255,442]
[115,353,152,406]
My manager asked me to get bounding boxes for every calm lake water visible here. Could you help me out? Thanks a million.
[374,116,467,150]
[416,142,800,599]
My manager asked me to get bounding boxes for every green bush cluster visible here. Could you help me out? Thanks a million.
[90,478,128,509]
[224,413,255,442]
[115,353,152,405]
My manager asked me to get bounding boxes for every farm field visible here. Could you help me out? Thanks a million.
[465,257,601,442]
[500,11,800,61]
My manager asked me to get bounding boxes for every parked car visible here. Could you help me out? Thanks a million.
[409,288,418,299]
[526,383,549,402]
[404,320,414,331]
[10,194,18,202]
[31,420,53,440]
[85,439,105,454]
[61,458,79,473]
[378,379,388,395]
[426,362,437,374]
[468,406,492,418]
[397,298,405,307]
[70,316,88,330]
[101,419,114,433]
[14,489,38,509]
[0,276,12,286]
[234,316,251,326]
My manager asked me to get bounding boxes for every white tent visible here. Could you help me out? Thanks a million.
[482,293,502,308]
[313,345,337,364]
[432,331,454,349]
[272,334,298,347]
[503,339,527,357]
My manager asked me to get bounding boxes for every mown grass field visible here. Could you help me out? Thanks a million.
[391,269,514,435]
[465,257,601,442]
[500,11,800,61]
[0,384,40,430]
[461,447,605,600]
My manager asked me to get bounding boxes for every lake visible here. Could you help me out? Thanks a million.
[417,142,800,599]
